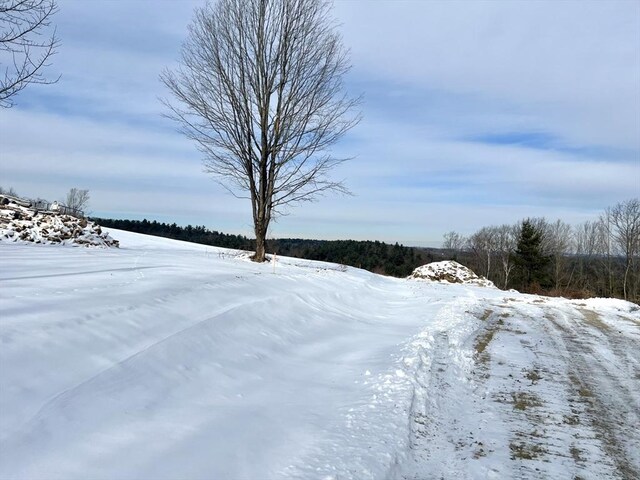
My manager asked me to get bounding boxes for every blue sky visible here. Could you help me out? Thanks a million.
[1,0,638,247]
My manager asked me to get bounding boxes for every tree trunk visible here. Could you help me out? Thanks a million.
[623,259,630,301]
[502,261,511,290]
[253,207,270,263]
[255,229,267,262]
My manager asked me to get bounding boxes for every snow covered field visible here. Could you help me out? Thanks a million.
[1,230,639,480]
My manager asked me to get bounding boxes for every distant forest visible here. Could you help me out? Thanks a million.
[93,197,639,304]
[440,198,640,303]
[91,217,442,278]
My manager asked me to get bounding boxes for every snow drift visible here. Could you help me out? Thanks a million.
[408,260,495,287]
[0,195,118,247]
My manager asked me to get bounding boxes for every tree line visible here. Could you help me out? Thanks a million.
[266,238,434,277]
[91,217,437,278]
[443,198,639,302]
[90,218,254,251]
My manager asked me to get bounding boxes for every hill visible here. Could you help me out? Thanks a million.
[0,230,638,479]
[91,217,441,277]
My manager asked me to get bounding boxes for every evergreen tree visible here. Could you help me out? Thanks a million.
[514,219,550,289]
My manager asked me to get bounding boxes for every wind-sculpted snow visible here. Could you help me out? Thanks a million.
[0,230,638,479]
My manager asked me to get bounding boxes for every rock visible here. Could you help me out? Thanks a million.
[0,197,119,248]
[408,261,495,288]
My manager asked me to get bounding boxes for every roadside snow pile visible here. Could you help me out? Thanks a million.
[408,260,495,287]
[0,196,118,247]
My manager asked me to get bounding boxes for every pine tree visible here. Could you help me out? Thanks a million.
[514,219,550,290]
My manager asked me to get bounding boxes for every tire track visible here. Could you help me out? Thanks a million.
[547,307,640,480]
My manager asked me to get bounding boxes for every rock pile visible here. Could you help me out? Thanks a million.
[0,195,119,248]
[408,260,495,287]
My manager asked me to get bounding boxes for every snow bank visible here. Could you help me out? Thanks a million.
[571,297,640,314]
[0,196,118,248]
[408,260,495,287]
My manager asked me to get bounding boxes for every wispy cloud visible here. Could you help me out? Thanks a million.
[1,0,638,247]
[336,0,640,149]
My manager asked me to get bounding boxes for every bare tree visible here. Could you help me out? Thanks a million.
[494,224,517,289]
[597,208,617,297]
[467,226,497,279]
[64,187,89,217]
[574,220,601,294]
[161,0,360,262]
[442,231,465,254]
[609,198,640,301]
[0,0,59,108]
[575,220,600,258]
[546,219,573,291]
[0,185,17,196]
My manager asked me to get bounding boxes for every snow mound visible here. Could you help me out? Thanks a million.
[0,196,118,248]
[408,260,495,287]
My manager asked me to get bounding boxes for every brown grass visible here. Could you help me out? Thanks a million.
[509,441,547,460]
[511,391,543,411]
[475,328,497,357]
[525,369,542,384]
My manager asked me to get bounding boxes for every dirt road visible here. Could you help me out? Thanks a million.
[396,294,640,480]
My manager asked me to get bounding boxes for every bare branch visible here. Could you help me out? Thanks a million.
[0,0,59,107]
[63,187,90,217]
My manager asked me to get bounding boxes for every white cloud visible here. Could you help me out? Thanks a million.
[335,0,640,149]
[1,0,637,246]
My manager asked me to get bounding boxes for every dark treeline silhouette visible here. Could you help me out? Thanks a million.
[91,217,439,278]
[91,218,254,251]
[267,238,438,277]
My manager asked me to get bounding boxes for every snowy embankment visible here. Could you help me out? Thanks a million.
[0,231,638,480]
[0,195,118,247]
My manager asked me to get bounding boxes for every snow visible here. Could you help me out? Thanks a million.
[0,197,118,247]
[1,230,638,479]
[408,260,496,288]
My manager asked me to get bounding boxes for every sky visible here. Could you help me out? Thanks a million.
[1,0,639,247]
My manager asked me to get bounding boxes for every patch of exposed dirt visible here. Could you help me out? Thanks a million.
[547,310,640,480]
[577,308,610,331]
